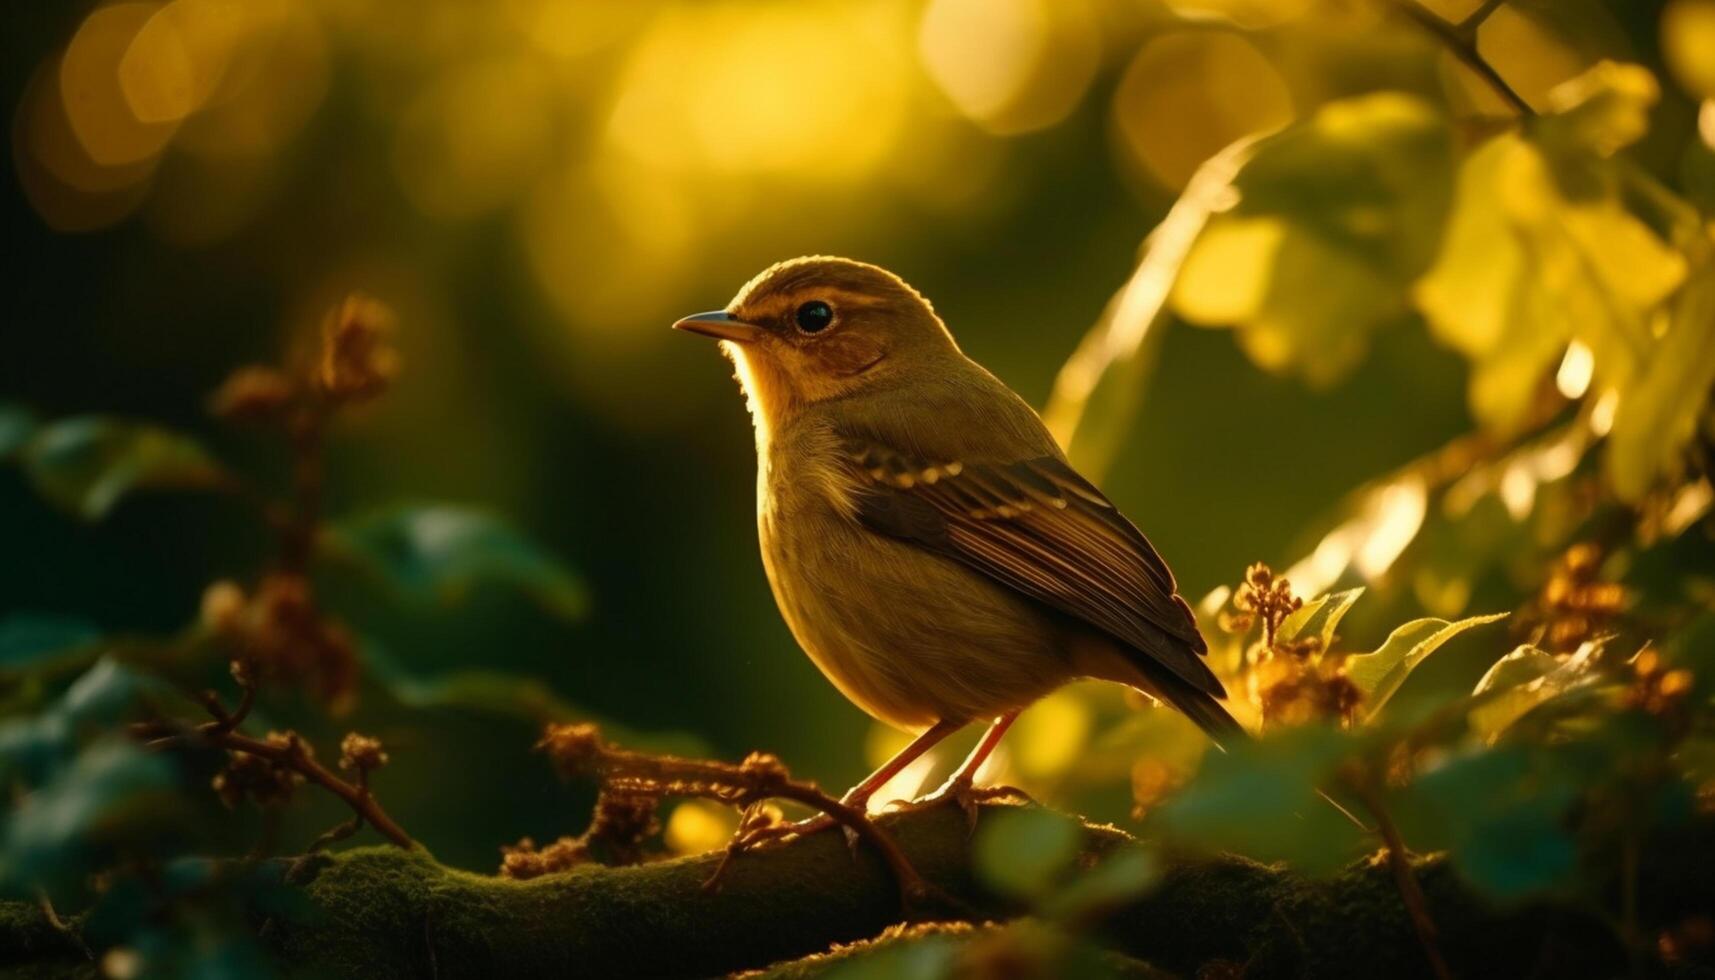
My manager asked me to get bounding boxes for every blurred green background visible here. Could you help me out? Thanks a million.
[3,0,1706,872]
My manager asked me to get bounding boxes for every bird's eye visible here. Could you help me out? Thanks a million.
[794,300,834,334]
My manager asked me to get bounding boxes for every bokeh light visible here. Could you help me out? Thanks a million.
[917,0,1100,135]
[1110,31,1293,189]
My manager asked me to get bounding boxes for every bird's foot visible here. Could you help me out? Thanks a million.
[886,777,1034,831]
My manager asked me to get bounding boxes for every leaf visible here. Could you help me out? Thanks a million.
[1172,93,1454,386]
[1153,725,1365,872]
[1276,587,1364,651]
[1398,744,1582,900]
[974,806,1081,899]
[1606,263,1715,501]
[0,404,37,461]
[0,614,100,668]
[20,416,229,520]
[330,505,586,618]
[1538,61,1659,158]
[1468,642,1604,740]
[1415,64,1687,440]
[0,658,144,787]
[1040,843,1159,921]
[1343,612,1507,721]
[0,739,179,899]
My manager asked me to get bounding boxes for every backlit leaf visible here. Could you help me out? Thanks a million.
[1606,264,1715,500]
[1276,587,1364,652]
[1344,612,1507,721]
[1468,642,1605,740]
[20,416,229,520]
[1172,93,1453,385]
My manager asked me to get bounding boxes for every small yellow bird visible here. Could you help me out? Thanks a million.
[675,256,1238,815]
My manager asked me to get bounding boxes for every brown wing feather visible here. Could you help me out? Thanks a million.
[840,434,1222,699]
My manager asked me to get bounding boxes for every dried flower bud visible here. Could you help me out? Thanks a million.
[200,580,247,636]
[539,723,605,775]
[738,751,789,790]
[210,366,295,423]
[315,294,398,404]
[584,789,660,865]
[339,732,389,772]
[211,732,307,809]
[499,836,590,880]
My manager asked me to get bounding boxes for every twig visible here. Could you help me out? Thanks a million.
[1348,771,1454,980]
[1455,0,1507,33]
[540,725,939,909]
[131,718,415,850]
[1384,0,1535,116]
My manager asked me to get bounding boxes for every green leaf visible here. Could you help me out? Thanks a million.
[974,806,1081,899]
[0,614,100,668]
[0,739,179,899]
[330,505,587,618]
[20,416,229,520]
[1153,726,1364,872]
[1344,613,1506,721]
[1040,843,1160,921]
[1468,643,1604,740]
[0,658,144,786]
[0,405,37,461]
[1398,744,1582,900]
[1277,587,1364,651]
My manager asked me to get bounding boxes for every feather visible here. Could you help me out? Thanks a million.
[841,433,1223,699]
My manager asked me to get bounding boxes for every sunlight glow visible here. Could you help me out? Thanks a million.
[1286,475,1427,596]
[917,0,1098,135]
[1555,340,1595,399]
[606,2,910,180]
[1591,388,1619,436]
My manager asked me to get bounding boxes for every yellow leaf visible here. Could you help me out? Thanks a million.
[1172,216,1283,326]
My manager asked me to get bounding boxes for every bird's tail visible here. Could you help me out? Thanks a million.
[1139,655,1371,830]
[1133,654,1246,751]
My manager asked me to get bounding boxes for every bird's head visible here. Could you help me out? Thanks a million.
[673,256,959,426]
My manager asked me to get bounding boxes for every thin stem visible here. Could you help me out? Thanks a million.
[1455,0,1507,33]
[1349,773,1454,980]
[132,719,415,850]
[554,732,944,910]
[1386,0,1535,116]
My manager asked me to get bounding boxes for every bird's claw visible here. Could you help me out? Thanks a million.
[887,779,1034,831]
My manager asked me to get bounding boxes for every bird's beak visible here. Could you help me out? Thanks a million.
[672,310,763,343]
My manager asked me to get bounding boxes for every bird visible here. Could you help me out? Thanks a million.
[674,256,1241,819]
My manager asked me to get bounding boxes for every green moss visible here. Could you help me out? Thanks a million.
[7,806,1714,979]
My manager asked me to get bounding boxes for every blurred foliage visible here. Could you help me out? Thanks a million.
[4,0,1715,976]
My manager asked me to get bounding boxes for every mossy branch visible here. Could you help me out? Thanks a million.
[7,804,1713,979]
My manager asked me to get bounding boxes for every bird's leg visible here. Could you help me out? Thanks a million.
[785,718,962,839]
[890,711,1031,828]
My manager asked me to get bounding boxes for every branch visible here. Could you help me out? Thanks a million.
[131,718,415,851]
[1384,0,1535,116]
[9,804,1710,978]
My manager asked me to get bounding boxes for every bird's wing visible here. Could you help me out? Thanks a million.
[837,429,1223,699]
